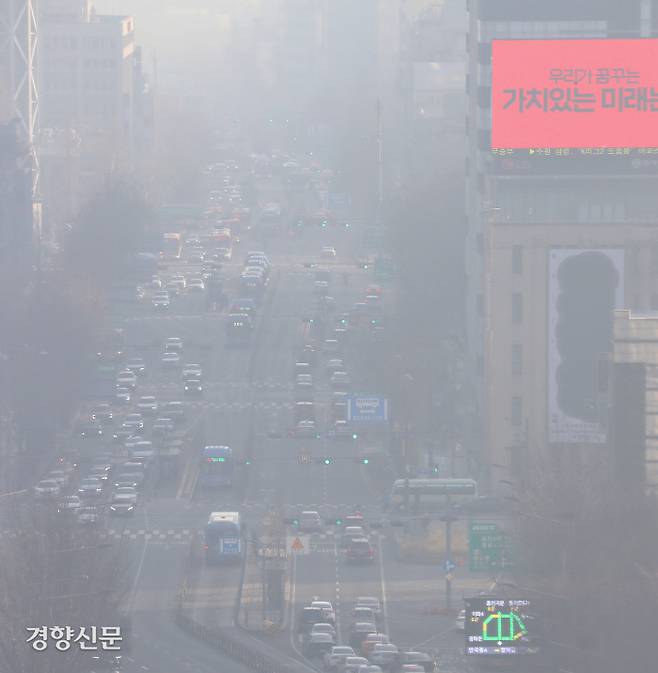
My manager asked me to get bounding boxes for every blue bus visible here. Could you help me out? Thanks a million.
[204,511,242,564]
[199,445,234,488]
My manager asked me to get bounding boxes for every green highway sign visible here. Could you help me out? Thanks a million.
[469,521,513,572]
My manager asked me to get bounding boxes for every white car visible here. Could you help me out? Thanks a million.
[162,351,181,367]
[321,246,337,258]
[165,337,183,353]
[299,510,323,533]
[116,370,137,389]
[323,646,355,670]
[310,601,335,624]
[343,657,370,673]
[330,371,351,388]
[182,364,203,379]
[187,278,205,292]
[34,479,60,499]
[310,622,336,640]
[355,597,381,617]
[369,644,399,668]
[136,395,157,415]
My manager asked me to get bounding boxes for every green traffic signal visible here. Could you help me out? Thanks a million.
[320,457,333,465]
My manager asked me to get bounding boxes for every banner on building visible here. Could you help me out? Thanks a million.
[492,39,658,148]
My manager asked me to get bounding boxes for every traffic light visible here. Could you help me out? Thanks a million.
[432,464,440,474]
[319,457,333,465]
[244,458,252,466]
[357,456,370,465]
[351,432,359,440]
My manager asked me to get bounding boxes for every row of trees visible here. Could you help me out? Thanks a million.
[0,178,153,472]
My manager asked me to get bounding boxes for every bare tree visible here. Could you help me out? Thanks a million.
[0,499,131,673]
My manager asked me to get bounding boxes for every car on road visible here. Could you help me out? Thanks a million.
[113,471,144,489]
[310,622,336,640]
[346,538,375,564]
[323,645,355,670]
[330,371,351,388]
[397,652,434,672]
[352,606,376,625]
[314,280,329,296]
[360,633,389,657]
[368,643,399,669]
[162,400,185,423]
[112,486,138,500]
[304,632,334,658]
[76,505,100,525]
[115,386,131,405]
[47,469,72,488]
[184,378,203,396]
[187,277,205,292]
[161,351,181,367]
[355,597,382,618]
[116,369,137,389]
[295,373,313,388]
[325,358,345,375]
[79,422,103,439]
[330,419,355,439]
[294,420,318,438]
[343,656,370,673]
[77,477,104,499]
[136,395,158,415]
[341,526,367,548]
[125,357,146,376]
[129,441,155,464]
[182,363,203,379]
[109,492,137,516]
[152,417,174,437]
[121,413,144,433]
[310,601,336,624]
[87,466,110,482]
[57,495,82,513]
[356,666,383,673]
[90,403,113,424]
[321,246,337,258]
[349,623,378,651]
[299,510,323,533]
[34,479,60,499]
[152,291,170,310]
[165,337,183,353]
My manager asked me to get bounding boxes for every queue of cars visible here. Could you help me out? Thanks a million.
[298,594,434,672]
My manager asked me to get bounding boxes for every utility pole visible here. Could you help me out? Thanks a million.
[443,495,455,610]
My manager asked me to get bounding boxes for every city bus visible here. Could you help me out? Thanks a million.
[389,478,478,514]
[198,445,234,489]
[161,232,183,260]
[204,511,243,564]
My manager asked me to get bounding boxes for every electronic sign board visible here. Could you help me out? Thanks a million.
[465,597,539,656]
[492,39,658,149]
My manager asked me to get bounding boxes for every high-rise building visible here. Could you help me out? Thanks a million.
[38,0,151,233]
[466,0,658,490]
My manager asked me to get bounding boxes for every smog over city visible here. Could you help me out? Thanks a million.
[1,1,657,672]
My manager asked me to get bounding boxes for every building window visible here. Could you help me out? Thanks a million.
[512,293,523,323]
[512,245,523,274]
[512,344,522,375]
[511,397,522,426]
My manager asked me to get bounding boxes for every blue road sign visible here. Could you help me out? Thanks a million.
[347,396,389,422]
[444,559,456,573]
